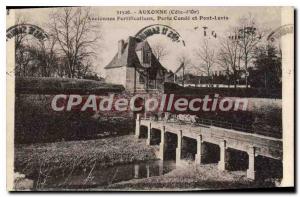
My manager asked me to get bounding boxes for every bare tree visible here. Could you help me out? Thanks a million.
[49,7,101,78]
[217,47,230,87]
[236,14,263,88]
[14,15,31,76]
[14,16,29,51]
[175,53,191,85]
[194,39,216,85]
[151,43,169,61]
[11,14,61,77]
[218,30,243,88]
[36,36,59,77]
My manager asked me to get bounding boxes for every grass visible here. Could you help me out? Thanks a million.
[14,135,279,191]
[15,77,124,94]
[14,135,157,189]
[15,94,135,143]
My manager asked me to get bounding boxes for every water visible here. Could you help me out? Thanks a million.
[41,160,176,189]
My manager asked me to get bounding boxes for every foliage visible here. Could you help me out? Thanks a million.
[249,44,282,89]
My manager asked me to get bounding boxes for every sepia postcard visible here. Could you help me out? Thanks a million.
[6,6,294,191]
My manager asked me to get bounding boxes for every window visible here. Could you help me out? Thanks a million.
[143,50,151,64]
[139,73,145,84]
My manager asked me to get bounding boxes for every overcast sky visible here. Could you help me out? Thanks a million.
[12,7,282,77]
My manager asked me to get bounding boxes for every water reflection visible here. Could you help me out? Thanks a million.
[42,160,176,189]
[132,160,175,180]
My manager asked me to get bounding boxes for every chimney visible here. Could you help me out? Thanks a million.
[118,39,125,58]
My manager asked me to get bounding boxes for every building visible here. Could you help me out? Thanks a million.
[105,36,173,92]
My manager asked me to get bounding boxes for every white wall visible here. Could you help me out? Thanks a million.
[125,67,135,91]
[105,67,127,87]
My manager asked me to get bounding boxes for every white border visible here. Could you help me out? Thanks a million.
[2,0,299,196]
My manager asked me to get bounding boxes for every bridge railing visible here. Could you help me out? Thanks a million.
[140,115,281,138]
[195,118,254,133]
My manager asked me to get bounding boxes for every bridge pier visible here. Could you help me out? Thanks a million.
[195,135,204,165]
[218,140,229,171]
[139,119,282,181]
[146,164,150,178]
[159,161,164,175]
[134,164,139,178]
[176,130,182,164]
[159,126,165,160]
[135,114,141,138]
[146,122,151,145]
[247,147,256,180]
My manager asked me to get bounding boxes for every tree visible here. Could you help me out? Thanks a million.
[35,36,59,77]
[175,53,191,85]
[218,30,243,88]
[15,33,60,77]
[195,39,216,86]
[15,45,33,77]
[151,42,169,61]
[13,14,63,77]
[49,7,101,78]
[250,44,282,89]
[14,15,31,77]
[217,47,231,87]
[236,14,263,88]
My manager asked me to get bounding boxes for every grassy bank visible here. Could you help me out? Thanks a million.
[108,163,277,191]
[15,94,135,144]
[14,135,157,189]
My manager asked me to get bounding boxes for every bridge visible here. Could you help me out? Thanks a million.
[135,114,283,180]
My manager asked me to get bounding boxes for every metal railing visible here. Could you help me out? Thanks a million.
[194,118,254,133]
[140,115,281,138]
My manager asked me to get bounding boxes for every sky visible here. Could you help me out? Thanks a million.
[11,6,282,77]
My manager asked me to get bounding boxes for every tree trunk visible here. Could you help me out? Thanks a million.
[245,52,249,89]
